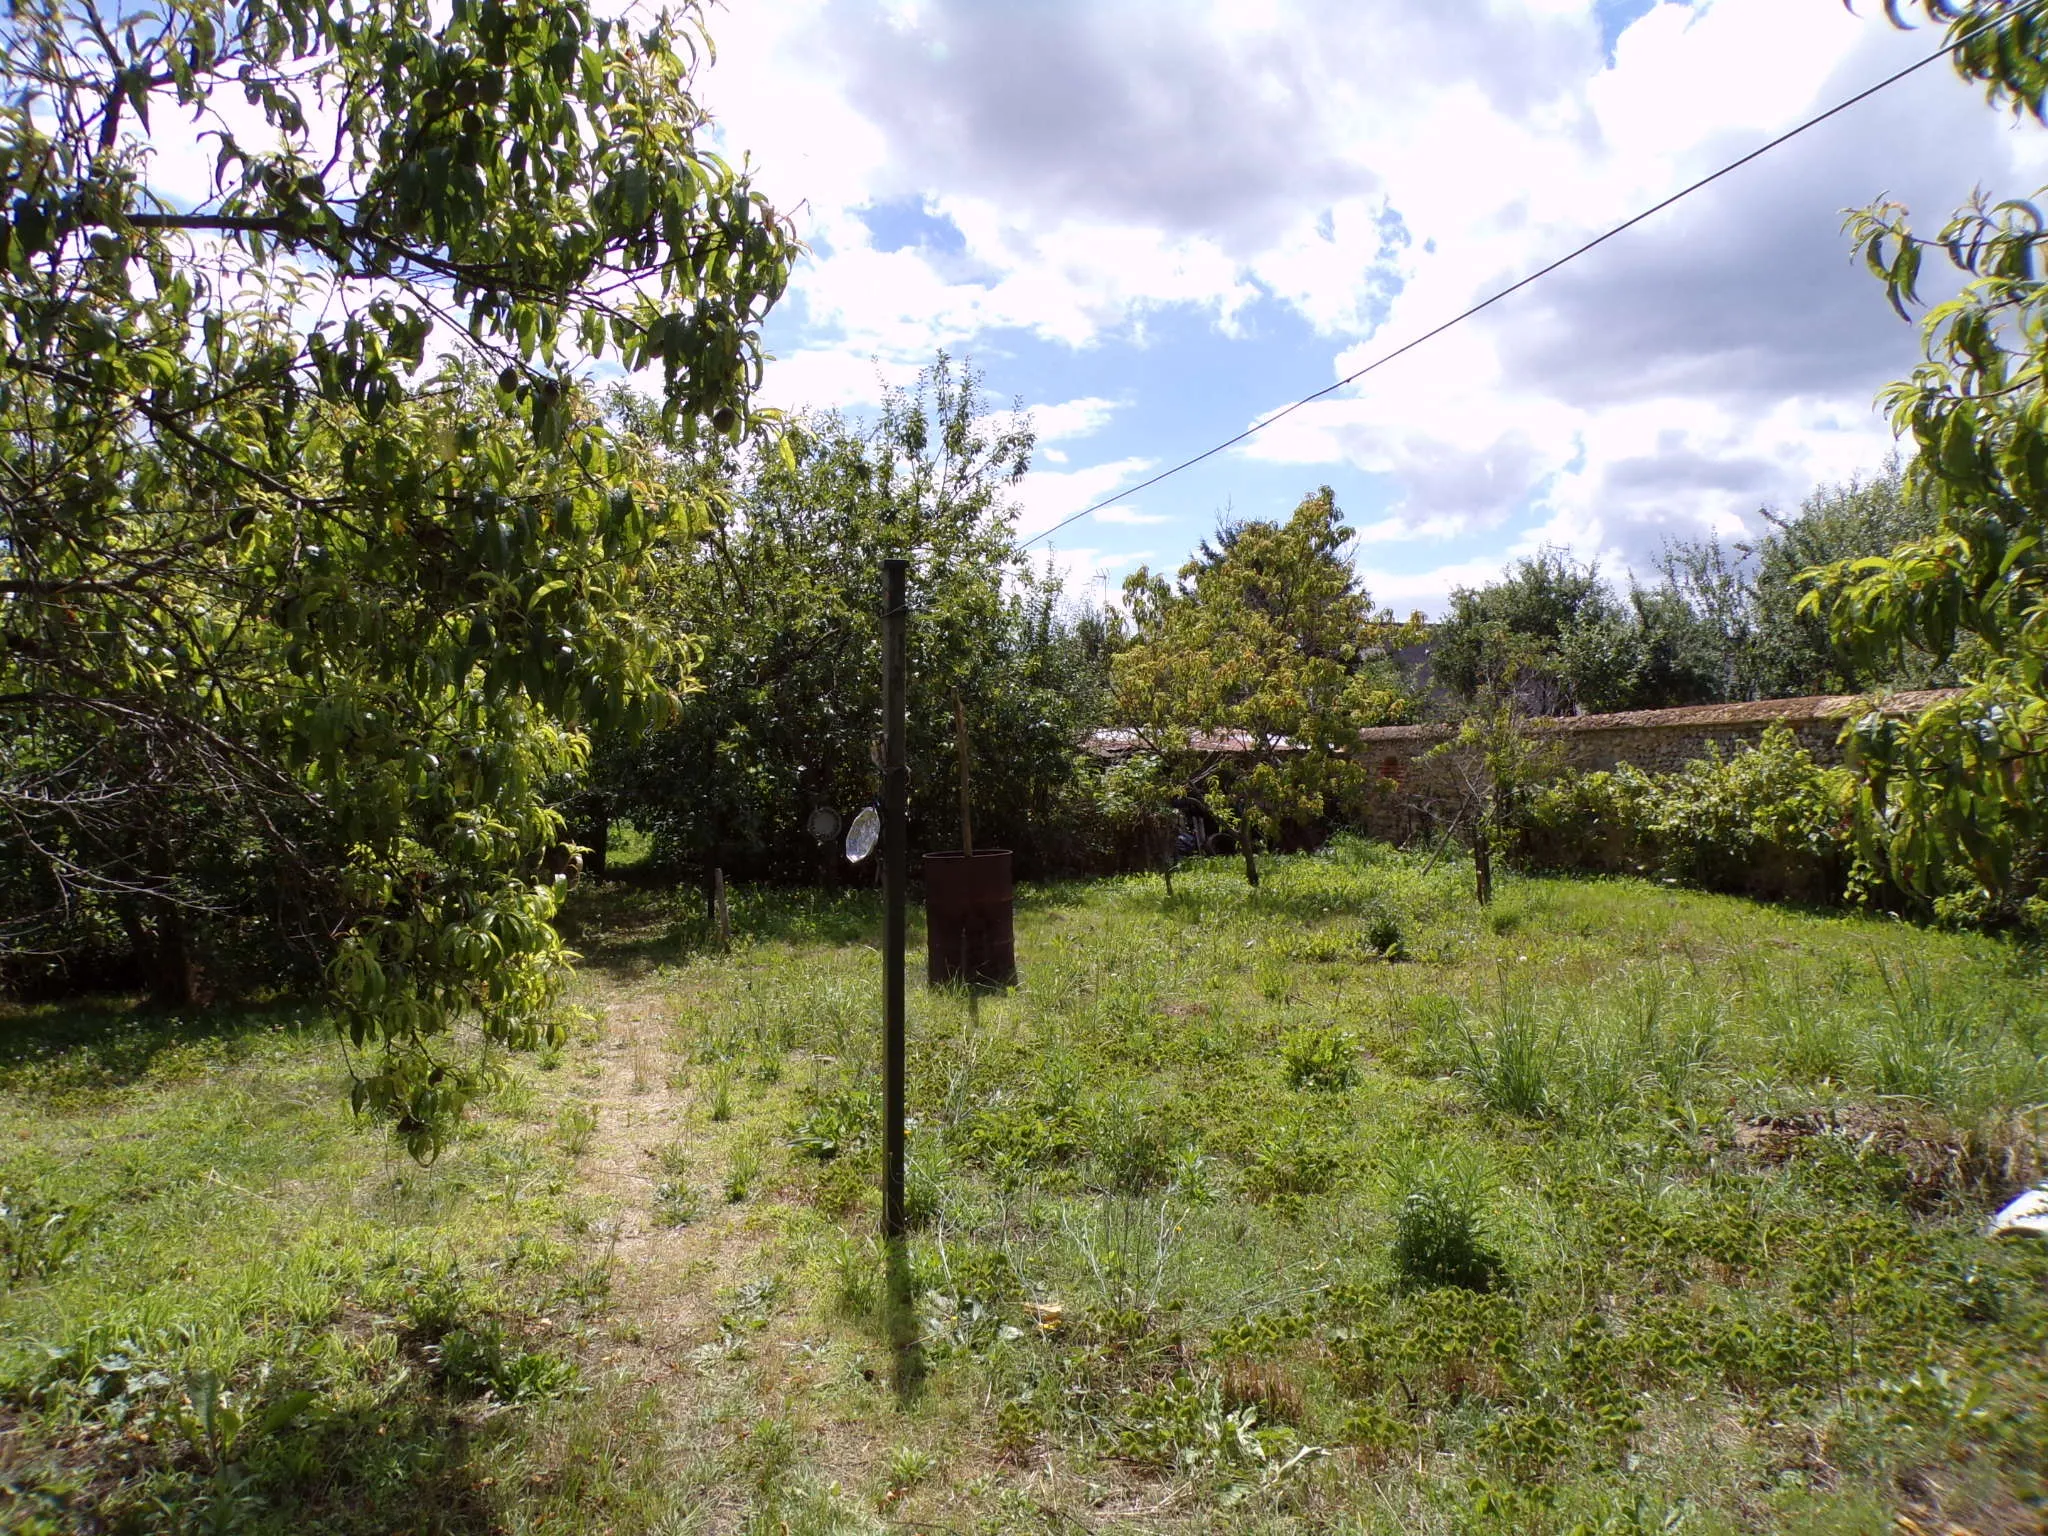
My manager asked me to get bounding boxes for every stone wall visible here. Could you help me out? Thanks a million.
[1356,689,1961,840]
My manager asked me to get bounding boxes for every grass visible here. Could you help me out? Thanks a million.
[0,1005,612,1533]
[4,838,2047,1533]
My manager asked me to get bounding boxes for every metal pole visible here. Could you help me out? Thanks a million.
[881,558,908,1241]
[953,689,973,856]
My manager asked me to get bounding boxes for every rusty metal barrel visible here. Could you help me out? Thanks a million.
[923,849,1017,988]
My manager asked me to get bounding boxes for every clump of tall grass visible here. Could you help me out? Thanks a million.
[1866,956,1974,1106]
[1623,962,1718,1103]
[1455,983,1552,1118]
[1763,980,1855,1084]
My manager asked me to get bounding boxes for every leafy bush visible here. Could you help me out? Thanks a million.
[1365,909,1406,959]
[1518,725,1859,903]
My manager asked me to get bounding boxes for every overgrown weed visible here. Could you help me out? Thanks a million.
[9,847,2048,1533]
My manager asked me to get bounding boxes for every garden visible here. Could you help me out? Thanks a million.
[4,844,2044,1534]
[10,0,2048,1530]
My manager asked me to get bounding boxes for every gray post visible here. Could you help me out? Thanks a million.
[881,558,908,1240]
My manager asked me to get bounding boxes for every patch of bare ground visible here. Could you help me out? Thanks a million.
[569,985,755,1374]
[1723,1106,2046,1210]
[557,978,923,1520]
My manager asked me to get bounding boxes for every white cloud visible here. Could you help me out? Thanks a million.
[1221,0,2048,585]
[1094,505,1172,526]
[758,348,923,411]
[1011,456,1157,540]
[1026,397,1124,443]
[699,0,2048,604]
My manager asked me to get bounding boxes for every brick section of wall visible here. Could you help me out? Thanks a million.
[1356,689,1962,839]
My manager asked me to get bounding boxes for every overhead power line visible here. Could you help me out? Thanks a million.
[1019,1,2039,553]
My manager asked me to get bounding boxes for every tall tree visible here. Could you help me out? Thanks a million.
[0,0,794,1148]
[1808,1,2048,907]
[1748,460,1948,695]
[592,358,1101,882]
[1112,488,1417,886]
[1433,550,1656,715]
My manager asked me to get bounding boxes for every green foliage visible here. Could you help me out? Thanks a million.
[1365,908,1406,958]
[1426,671,1568,906]
[1806,5,2048,910]
[723,1143,761,1203]
[551,1101,598,1158]
[0,0,796,1146]
[1281,1026,1358,1090]
[0,1182,89,1283]
[1720,458,1948,697]
[1112,488,1419,884]
[434,1321,580,1403]
[1520,725,1862,904]
[789,1080,878,1161]
[1435,549,1651,713]
[1436,483,1952,718]
[590,356,1106,881]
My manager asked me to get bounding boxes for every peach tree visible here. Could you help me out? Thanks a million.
[0,0,795,1149]
[1813,0,2048,913]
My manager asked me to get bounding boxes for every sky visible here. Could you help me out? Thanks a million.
[693,0,2048,617]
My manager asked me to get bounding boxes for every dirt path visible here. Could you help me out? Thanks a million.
[568,985,764,1379]
[552,972,936,1534]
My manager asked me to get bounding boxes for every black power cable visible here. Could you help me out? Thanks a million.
[1020,1,2040,552]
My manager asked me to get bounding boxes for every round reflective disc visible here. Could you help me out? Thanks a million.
[844,806,881,863]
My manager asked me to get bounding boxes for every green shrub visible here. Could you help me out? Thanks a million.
[0,1184,90,1283]
[434,1321,579,1402]
[1365,909,1405,959]
[1518,725,1859,904]
[789,1081,878,1161]
[1243,1119,1346,1201]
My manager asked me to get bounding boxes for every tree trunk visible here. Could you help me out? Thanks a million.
[1242,825,1261,889]
[1473,820,1493,907]
[115,897,152,986]
[148,898,202,1007]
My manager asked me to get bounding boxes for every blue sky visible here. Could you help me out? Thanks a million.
[702,0,2048,615]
